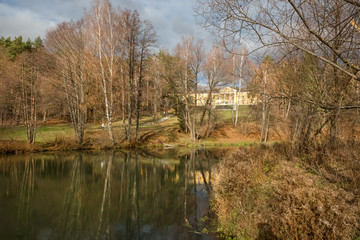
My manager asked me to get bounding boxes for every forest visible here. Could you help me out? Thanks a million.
[0,0,358,152]
[0,0,251,149]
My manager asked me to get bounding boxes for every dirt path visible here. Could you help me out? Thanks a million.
[141,114,173,126]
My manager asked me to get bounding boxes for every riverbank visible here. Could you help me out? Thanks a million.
[0,113,265,154]
[211,143,360,239]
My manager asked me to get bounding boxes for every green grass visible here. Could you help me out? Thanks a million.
[0,115,176,143]
[0,125,26,141]
[36,125,74,143]
[0,124,74,143]
[0,107,256,150]
[192,106,252,125]
[216,106,252,123]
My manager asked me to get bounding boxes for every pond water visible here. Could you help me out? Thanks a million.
[0,149,226,240]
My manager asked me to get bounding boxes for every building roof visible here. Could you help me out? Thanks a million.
[219,87,237,93]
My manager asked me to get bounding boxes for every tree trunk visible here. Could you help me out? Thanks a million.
[121,66,126,125]
[126,38,135,142]
[235,55,244,127]
[22,64,38,144]
[135,49,145,142]
[42,110,47,123]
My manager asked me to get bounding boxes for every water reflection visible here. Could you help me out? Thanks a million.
[59,154,84,240]
[17,157,35,239]
[0,149,224,240]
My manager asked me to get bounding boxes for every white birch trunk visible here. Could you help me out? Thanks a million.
[235,55,244,127]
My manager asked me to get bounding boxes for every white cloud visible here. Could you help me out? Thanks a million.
[0,3,57,40]
[0,0,215,50]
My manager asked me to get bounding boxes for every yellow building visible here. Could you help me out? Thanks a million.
[193,87,255,107]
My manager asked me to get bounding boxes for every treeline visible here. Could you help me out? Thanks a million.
[0,0,249,146]
[0,36,43,60]
[5,0,357,151]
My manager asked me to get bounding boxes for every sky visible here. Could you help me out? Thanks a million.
[0,0,213,51]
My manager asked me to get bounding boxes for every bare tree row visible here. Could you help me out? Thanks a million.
[45,0,156,145]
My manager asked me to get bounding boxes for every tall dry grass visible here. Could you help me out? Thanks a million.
[0,140,40,154]
[212,144,360,240]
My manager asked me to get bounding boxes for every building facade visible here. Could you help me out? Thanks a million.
[194,87,255,106]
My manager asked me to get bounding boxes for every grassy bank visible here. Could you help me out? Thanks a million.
[0,108,264,154]
[211,144,360,239]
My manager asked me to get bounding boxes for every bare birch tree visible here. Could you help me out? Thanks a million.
[87,0,120,145]
[230,49,247,127]
[175,36,197,141]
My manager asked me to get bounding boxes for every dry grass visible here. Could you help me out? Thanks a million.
[0,140,33,154]
[212,144,360,240]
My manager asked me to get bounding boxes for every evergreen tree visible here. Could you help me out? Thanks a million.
[33,36,43,49]
[9,36,25,60]
[0,37,5,46]
[24,38,33,50]
[4,37,11,48]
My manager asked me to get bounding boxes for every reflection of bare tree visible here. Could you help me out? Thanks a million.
[197,152,211,195]
[184,153,190,227]
[191,150,199,233]
[125,153,131,239]
[1,157,19,197]
[205,151,212,185]
[10,158,19,187]
[186,149,215,238]
[125,152,143,239]
[58,153,84,240]
[135,152,142,239]
[118,152,127,209]
[96,151,113,240]
[17,157,35,239]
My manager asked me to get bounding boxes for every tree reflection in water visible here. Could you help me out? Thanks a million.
[96,152,113,240]
[58,153,84,240]
[0,149,224,240]
[17,156,35,239]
